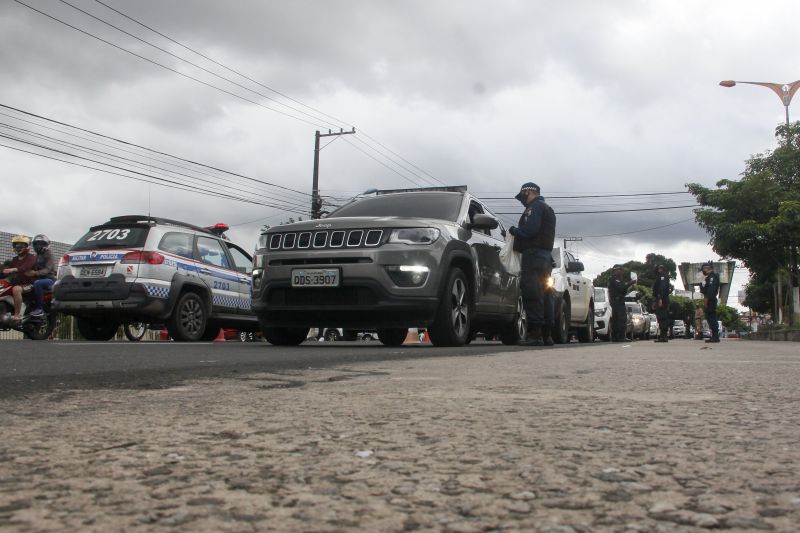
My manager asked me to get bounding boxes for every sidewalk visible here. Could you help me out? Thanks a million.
[1,340,799,531]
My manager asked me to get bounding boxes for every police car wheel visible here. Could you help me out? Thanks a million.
[167,292,207,342]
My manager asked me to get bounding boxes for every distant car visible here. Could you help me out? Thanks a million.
[593,288,611,341]
[648,313,659,337]
[625,301,650,340]
[672,320,686,337]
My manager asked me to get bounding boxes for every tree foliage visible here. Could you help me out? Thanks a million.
[593,253,677,310]
[687,122,800,322]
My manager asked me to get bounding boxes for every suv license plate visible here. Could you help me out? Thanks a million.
[291,268,340,287]
[80,266,108,278]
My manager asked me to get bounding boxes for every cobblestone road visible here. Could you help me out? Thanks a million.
[1,339,799,532]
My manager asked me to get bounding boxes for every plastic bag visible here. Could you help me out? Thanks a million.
[499,234,521,274]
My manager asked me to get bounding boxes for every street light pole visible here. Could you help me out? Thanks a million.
[720,78,800,324]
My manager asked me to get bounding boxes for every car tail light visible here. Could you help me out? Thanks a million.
[121,251,165,265]
[59,254,70,267]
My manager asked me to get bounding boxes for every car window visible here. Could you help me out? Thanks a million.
[329,192,463,221]
[71,226,148,251]
[594,288,606,302]
[158,232,195,259]
[626,303,641,314]
[227,244,253,274]
[196,236,231,269]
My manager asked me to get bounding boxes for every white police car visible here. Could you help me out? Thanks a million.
[54,216,258,341]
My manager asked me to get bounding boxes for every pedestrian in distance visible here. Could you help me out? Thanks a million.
[508,181,556,346]
[700,261,721,343]
[608,264,633,342]
[651,264,672,343]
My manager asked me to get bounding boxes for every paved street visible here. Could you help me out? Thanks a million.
[1,339,799,532]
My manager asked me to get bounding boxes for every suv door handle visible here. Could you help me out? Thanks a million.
[199,268,211,275]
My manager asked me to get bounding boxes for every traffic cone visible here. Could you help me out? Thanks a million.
[422,330,431,343]
[213,328,226,342]
[404,328,420,344]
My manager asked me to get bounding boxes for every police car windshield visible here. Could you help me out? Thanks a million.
[71,226,149,251]
[329,192,463,221]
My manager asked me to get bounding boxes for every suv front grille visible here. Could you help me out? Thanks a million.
[269,229,384,251]
[267,287,378,306]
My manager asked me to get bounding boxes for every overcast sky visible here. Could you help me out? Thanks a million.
[2,0,797,307]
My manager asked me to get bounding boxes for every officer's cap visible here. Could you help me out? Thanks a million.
[514,182,541,201]
[612,264,624,271]
[699,261,713,271]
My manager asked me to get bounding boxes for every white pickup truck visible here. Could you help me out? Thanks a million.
[549,247,595,343]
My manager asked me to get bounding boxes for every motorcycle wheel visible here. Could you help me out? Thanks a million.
[123,322,148,342]
[25,311,58,341]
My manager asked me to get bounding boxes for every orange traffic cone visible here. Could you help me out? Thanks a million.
[213,328,226,342]
[422,330,431,343]
[404,328,420,345]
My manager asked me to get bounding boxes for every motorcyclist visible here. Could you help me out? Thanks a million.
[1,235,37,322]
[26,234,56,317]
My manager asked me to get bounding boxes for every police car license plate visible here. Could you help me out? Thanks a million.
[80,266,108,278]
[291,268,339,287]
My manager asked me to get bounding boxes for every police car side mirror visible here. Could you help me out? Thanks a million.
[468,214,499,231]
[566,261,584,273]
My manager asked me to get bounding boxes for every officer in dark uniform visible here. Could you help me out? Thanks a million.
[608,264,633,342]
[509,182,556,346]
[651,264,672,342]
[700,261,721,343]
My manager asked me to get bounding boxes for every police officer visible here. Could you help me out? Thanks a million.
[509,182,556,346]
[608,264,633,342]
[700,261,721,343]
[651,264,672,342]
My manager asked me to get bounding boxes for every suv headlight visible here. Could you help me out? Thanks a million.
[594,308,604,317]
[389,228,440,245]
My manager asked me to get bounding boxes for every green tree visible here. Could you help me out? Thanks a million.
[593,253,678,310]
[687,122,800,324]
[717,304,743,331]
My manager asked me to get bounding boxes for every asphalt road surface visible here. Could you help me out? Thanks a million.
[0,338,590,398]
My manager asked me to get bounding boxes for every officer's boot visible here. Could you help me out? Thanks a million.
[519,325,543,346]
[542,326,554,346]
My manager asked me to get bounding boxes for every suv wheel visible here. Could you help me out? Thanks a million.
[167,292,207,342]
[576,304,594,343]
[552,296,570,344]
[428,268,470,347]
[262,326,310,346]
[123,322,147,342]
[377,328,407,346]
[501,296,527,345]
[77,318,120,341]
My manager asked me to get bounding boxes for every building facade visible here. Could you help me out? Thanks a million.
[0,230,72,264]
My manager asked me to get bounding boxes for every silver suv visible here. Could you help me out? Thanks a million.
[54,216,258,341]
[251,187,526,347]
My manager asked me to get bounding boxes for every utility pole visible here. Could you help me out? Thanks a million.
[312,128,355,219]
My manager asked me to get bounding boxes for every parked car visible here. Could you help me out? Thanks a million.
[672,320,686,337]
[54,215,259,341]
[593,287,611,341]
[648,313,659,337]
[251,187,525,347]
[625,301,650,340]
[549,247,595,343]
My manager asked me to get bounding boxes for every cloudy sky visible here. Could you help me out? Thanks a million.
[1,0,797,307]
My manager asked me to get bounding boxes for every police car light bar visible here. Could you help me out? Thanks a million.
[374,185,468,195]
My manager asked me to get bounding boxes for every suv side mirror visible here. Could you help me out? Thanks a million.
[566,261,584,273]
[468,214,499,230]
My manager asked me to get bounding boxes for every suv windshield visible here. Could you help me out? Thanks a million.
[625,303,642,314]
[71,226,149,251]
[594,288,606,303]
[329,192,463,221]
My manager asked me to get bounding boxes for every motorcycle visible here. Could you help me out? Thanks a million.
[0,279,58,340]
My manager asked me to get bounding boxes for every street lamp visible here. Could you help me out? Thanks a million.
[720,79,800,133]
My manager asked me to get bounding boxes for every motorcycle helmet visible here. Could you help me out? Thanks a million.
[11,235,30,256]
[32,234,50,254]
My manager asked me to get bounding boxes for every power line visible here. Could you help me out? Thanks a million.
[0,103,310,199]
[480,191,691,200]
[495,205,700,215]
[580,217,697,238]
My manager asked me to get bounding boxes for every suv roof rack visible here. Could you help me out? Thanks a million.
[106,215,214,235]
[374,185,467,195]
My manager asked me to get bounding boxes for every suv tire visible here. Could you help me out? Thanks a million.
[167,292,208,342]
[262,326,309,346]
[77,317,119,341]
[377,328,407,346]
[428,268,471,347]
[501,296,527,345]
[552,295,570,344]
[576,304,594,343]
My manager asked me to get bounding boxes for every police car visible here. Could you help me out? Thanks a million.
[54,216,258,341]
